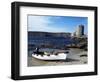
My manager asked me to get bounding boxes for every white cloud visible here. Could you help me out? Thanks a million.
[28,16,52,31]
[28,15,67,32]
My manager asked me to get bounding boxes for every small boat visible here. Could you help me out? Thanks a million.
[32,52,68,60]
[31,48,68,60]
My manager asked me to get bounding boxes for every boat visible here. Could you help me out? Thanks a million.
[32,52,67,60]
[31,48,68,60]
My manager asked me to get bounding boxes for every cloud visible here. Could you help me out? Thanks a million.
[28,16,52,31]
[28,15,67,32]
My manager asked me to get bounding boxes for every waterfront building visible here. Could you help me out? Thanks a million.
[76,25,84,37]
[72,32,76,37]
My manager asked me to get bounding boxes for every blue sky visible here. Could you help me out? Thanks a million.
[28,15,88,34]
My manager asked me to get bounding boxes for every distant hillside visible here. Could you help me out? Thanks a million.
[28,31,71,38]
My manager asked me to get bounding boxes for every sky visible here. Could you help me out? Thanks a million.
[28,15,88,34]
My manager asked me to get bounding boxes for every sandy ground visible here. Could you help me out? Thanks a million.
[28,48,87,67]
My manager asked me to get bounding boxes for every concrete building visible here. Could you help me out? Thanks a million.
[72,31,76,37]
[75,25,84,37]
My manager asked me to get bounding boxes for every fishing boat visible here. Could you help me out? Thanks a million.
[32,48,68,60]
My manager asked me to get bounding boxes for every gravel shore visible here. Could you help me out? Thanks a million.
[28,48,87,67]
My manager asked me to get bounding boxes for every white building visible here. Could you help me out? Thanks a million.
[72,25,84,37]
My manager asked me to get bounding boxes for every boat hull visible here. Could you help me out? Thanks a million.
[32,53,67,60]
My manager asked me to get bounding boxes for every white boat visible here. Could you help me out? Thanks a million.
[32,53,68,60]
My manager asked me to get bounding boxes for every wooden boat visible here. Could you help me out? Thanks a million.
[32,52,68,60]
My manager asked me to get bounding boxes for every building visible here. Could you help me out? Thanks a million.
[72,31,76,37]
[75,25,84,37]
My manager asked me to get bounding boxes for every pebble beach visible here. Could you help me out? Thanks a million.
[28,48,87,67]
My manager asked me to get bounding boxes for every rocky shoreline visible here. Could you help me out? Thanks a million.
[28,48,87,66]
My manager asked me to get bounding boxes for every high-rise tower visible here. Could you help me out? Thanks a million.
[76,25,84,37]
